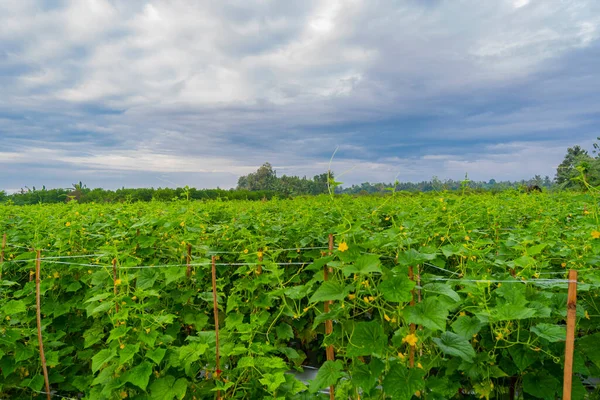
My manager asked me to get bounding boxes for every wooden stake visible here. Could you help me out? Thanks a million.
[408,266,416,368]
[563,269,578,400]
[35,251,51,400]
[211,256,221,400]
[0,233,6,280]
[324,234,334,400]
[112,259,119,313]
[186,243,192,278]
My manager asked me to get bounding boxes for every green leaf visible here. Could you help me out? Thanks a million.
[259,372,287,393]
[576,333,600,369]
[508,345,537,372]
[122,361,153,390]
[85,293,112,303]
[309,281,348,303]
[120,343,140,364]
[396,248,429,266]
[149,375,188,400]
[346,321,387,357]
[92,349,116,373]
[378,275,415,303]
[522,370,559,399]
[351,358,384,393]
[530,323,566,342]
[276,323,294,341]
[432,331,476,362]
[423,283,460,302]
[147,347,167,365]
[405,297,449,331]
[382,362,426,400]
[308,360,344,393]
[343,254,381,276]
[451,315,485,339]
[3,300,27,315]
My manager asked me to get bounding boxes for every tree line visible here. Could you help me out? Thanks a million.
[1,140,597,205]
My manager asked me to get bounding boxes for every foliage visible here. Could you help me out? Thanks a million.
[0,191,599,399]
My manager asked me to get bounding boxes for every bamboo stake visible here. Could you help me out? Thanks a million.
[35,251,51,400]
[325,234,334,400]
[186,243,192,278]
[408,266,416,368]
[112,259,119,313]
[211,256,221,400]
[0,233,5,280]
[562,269,578,400]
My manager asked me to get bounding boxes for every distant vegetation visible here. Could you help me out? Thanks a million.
[1,139,598,205]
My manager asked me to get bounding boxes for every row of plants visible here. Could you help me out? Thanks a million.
[1,192,600,399]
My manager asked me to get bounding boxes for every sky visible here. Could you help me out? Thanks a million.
[1,0,600,192]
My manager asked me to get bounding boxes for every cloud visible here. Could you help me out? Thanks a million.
[0,0,599,190]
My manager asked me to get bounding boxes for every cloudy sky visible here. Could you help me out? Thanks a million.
[1,0,600,191]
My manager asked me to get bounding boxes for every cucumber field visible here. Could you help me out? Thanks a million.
[1,191,600,399]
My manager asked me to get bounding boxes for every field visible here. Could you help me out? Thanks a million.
[1,191,599,399]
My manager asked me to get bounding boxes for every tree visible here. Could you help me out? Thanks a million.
[555,145,592,186]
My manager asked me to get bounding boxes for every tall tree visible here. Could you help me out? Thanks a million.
[555,145,592,186]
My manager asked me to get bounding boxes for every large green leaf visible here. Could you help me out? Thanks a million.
[149,376,188,400]
[423,283,460,302]
[405,297,449,331]
[343,254,381,276]
[308,281,349,303]
[530,323,566,342]
[346,321,387,357]
[91,349,116,373]
[122,361,153,391]
[522,370,560,399]
[451,315,485,339]
[308,360,344,393]
[350,359,384,393]
[432,331,476,362]
[378,275,414,303]
[382,362,426,400]
[2,300,27,315]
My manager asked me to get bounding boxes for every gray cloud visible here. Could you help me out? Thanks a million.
[1,0,599,190]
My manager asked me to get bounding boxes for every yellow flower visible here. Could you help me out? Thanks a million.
[348,294,356,300]
[180,221,185,227]
[303,307,309,313]
[439,198,444,202]
[257,251,263,258]
[115,279,122,285]
[65,222,71,227]
[585,310,590,320]
[584,210,590,215]
[417,362,423,369]
[495,332,503,341]
[145,328,151,334]
[385,217,390,221]
[464,236,470,241]
[384,314,391,322]
[391,317,397,323]
[5,316,10,321]
[88,270,92,274]
[592,230,600,239]
[131,296,137,301]
[459,311,466,317]
[368,296,375,302]
[397,352,406,360]
[402,333,418,346]
[120,343,125,349]
[181,241,186,246]
[440,236,446,242]
[243,249,248,254]
[363,297,370,303]
[75,211,79,216]
[561,262,567,268]
[53,272,60,279]
[338,242,349,252]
